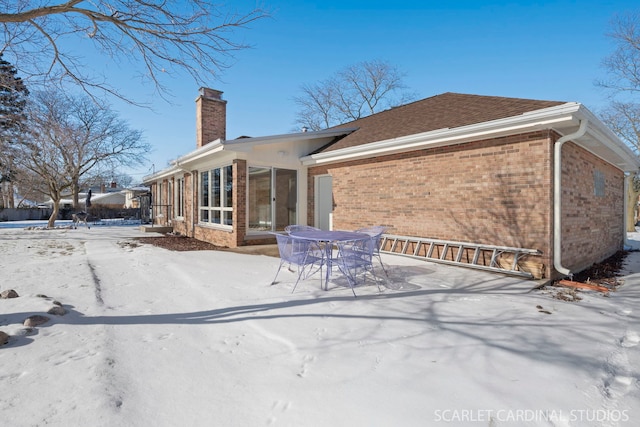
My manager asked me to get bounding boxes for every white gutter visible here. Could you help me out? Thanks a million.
[553,119,588,277]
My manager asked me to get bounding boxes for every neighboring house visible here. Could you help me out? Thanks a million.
[124,186,150,209]
[143,88,640,279]
[43,191,126,209]
[87,191,126,207]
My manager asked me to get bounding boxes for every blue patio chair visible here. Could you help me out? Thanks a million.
[334,236,382,297]
[271,232,325,293]
[355,226,388,276]
[284,225,320,234]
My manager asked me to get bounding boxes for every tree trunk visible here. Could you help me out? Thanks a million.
[48,203,59,228]
[48,191,62,228]
[72,179,80,209]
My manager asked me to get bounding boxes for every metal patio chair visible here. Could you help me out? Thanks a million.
[333,236,382,297]
[355,226,388,276]
[271,233,325,293]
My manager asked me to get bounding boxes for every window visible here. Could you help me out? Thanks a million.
[176,177,184,217]
[199,165,233,226]
[248,167,297,232]
[157,182,163,207]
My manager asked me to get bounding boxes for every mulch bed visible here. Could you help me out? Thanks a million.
[540,250,631,302]
[134,234,224,251]
[569,250,628,288]
[133,233,280,256]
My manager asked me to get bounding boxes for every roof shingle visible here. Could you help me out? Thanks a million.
[322,92,566,152]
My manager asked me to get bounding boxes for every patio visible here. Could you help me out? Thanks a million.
[1,225,637,426]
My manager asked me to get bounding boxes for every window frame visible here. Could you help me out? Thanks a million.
[246,165,298,234]
[175,177,185,218]
[199,165,233,228]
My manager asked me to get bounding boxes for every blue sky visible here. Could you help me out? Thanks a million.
[109,0,637,181]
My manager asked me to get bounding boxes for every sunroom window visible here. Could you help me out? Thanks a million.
[248,167,297,232]
[175,177,184,218]
[199,165,233,226]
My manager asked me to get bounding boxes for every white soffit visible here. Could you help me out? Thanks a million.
[222,128,357,152]
[565,105,640,172]
[142,128,357,182]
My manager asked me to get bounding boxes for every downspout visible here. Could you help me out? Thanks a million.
[553,119,588,277]
[623,173,633,249]
[190,170,196,238]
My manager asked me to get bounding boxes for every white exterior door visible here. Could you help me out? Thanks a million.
[315,175,333,230]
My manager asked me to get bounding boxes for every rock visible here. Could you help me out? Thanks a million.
[47,306,66,316]
[1,289,19,299]
[0,331,9,345]
[23,315,50,327]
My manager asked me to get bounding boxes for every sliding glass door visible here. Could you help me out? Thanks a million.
[248,167,297,232]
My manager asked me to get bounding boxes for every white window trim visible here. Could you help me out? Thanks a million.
[198,165,233,230]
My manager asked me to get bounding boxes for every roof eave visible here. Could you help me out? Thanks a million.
[143,139,225,182]
[142,128,359,183]
[301,102,640,172]
[572,107,640,172]
[222,127,358,152]
[301,102,583,166]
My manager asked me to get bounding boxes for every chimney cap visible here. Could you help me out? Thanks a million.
[198,87,224,100]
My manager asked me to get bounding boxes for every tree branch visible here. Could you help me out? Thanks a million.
[0,1,269,105]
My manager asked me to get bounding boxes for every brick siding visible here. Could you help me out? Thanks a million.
[560,141,625,273]
[308,130,626,279]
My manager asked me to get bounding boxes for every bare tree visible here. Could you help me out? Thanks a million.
[597,12,640,95]
[0,0,268,105]
[293,60,417,131]
[14,90,150,227]
[597,11,640,231]
[599,102,640,230]
[600,101,640,154]
[10,164,48,207]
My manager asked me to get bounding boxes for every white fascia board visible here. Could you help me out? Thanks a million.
[143,167,177,183]
[301,103,582,166]
[144,128,358,182]
[175,139,225,165]
[142,139,225,183]
[223,128,357,152]
[574,108,640,171]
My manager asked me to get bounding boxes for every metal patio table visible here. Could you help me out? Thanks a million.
[289,229,369,290]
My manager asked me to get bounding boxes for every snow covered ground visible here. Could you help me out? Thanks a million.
[1,225,638,427]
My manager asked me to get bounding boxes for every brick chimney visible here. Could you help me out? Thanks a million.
[196,88,227,148]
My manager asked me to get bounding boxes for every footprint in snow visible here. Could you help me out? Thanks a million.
[620,331,639,348]
[536,305,552,314]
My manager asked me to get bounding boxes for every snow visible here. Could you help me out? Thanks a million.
[1,225,638,427]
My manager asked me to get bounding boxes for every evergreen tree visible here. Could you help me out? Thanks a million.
[0,53,29,208]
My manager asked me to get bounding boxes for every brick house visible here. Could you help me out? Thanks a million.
[143,88,639,279]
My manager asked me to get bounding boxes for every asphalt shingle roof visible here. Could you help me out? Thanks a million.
[321,92,566,153]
